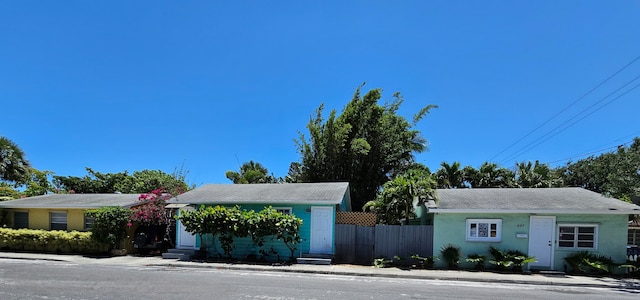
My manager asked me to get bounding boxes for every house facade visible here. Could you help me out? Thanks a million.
[0,194,141,231]
[167,182,351,260]
[429,188,640,272]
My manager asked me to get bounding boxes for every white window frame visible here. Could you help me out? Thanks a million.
[557,224,598,250]
[274,207,292,215]
[466,219,502,242]
[50,211,68,231]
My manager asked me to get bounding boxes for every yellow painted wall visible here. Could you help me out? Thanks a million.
[13,208,88,231]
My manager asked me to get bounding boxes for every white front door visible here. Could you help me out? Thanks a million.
[528,216,555,269]
[309,206,333,254]
[177,212,196,249]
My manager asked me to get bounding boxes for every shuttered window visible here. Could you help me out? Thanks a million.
[50,212,67,231]
[13,211,29,229]
[558,224,597,249]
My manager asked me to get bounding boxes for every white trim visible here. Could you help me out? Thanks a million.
[465,219,502,242]
[430,209,639,214]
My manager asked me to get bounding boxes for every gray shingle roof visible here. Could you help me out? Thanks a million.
[167,182,350,205]
[432,188,640,214]
[0,194,142,209]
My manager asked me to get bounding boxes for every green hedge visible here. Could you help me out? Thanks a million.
[0,227,107,254]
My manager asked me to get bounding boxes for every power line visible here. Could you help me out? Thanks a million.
[489,54,640,162]
[543,139,634,164]
[498,79,640,164]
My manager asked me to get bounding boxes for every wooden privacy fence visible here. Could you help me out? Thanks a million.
[335,224,433,265]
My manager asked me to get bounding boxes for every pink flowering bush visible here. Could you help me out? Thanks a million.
[130,188,171,226]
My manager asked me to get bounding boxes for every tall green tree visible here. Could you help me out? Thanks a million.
[0,182,21,201]
[515,160,561,188]
[54,167,191,194]
[463,162,515,188]
[559,138,640,201]
[295,84,437,210]
[23,168,54,197]
[225,160,278,184]
[0,137,31,185]
[364,168,436,225]
[435,161,466,188]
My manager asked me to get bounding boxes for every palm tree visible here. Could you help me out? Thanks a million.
[516,160,559,188]
[0,137,31,185]
[364,168,435,224]
[225,160,278,184]
[465,162,515,188]
[435,161,466,188]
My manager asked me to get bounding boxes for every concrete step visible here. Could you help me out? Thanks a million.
[300,253,333,259]
[296,257,332,265]
[162,248,195,260]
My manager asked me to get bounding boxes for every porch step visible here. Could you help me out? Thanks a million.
[162,248,195,261]
[297,253,333,265]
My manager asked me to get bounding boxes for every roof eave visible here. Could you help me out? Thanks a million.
[429,208,640,215]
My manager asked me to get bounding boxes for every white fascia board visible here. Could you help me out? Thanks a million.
[429,209,640,215]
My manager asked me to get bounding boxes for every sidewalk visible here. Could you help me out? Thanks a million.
[1,251,639,290]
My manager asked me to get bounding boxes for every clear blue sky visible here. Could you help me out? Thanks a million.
[2,1,639,187]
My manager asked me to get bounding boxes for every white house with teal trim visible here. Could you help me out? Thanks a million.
[429,188,640,272]
[166,182,351,261]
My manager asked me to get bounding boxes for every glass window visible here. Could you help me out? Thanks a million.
[558,224,597,249]
[13,211,29,229]
[84,215,94,231]
[466,219,502,242]
[274,207,292,215]
[50,212,67,231]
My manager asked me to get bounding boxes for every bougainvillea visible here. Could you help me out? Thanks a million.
[130,188,171,226]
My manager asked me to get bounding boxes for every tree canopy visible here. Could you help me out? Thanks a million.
[225,160,278,184]
[295,84,437,210]
[0,137,31,186]
[53,167,191,194]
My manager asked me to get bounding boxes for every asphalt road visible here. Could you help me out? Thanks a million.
[1,258,638,300]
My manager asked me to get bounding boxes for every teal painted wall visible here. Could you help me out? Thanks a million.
[432,213,630,272]
[185,204,335,261]
[432,213,530,269]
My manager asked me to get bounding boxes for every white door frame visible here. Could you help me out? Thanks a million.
[309,206,333,254]
[528,216,555,270]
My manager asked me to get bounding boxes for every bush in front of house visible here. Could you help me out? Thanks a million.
[564,251,617,274]
[488,246,536,272]
[0,227,107,254]
[178,205,303,261]
[440,244,461,269]
[85,206,133,251]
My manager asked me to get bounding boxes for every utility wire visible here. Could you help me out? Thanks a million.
[544,139,634,164]
[498,80,640,164]
[489,54,640,162]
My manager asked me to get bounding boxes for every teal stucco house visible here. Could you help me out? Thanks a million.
[166,182,351,260]
[429,188,640,272]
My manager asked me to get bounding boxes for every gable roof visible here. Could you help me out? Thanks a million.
[0,194,142,209]
[167,182,350,206]
[431,187,640,214]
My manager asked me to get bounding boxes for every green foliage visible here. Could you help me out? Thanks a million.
[0,182,21,201]
[463,162,516,188]
[0,228,106,254]
[374,257,394,268]
[435,161,466,189]
[411,254,438,269]
[85,206,132,250]
[53,167,191,194]
[364,167,436,225]
[563,251,617,274]
[178,206,303,260]
[440,244,461,269]
[225,160,279,184]
[515,160,562,188]
[488,246,536,272]
[23,168,54,197]
[0,136,31,185]
[465,253,486,270]
[559,138,640,201]
[295,84,437,211]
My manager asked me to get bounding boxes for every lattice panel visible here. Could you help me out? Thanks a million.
[336,212,377,226]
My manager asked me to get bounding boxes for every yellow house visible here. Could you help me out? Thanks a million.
[0,194,141,231]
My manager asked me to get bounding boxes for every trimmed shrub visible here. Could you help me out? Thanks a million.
[0,227,107,254]
[488,246,535,272]
[564,251,617,274]
[440,244,461,269]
